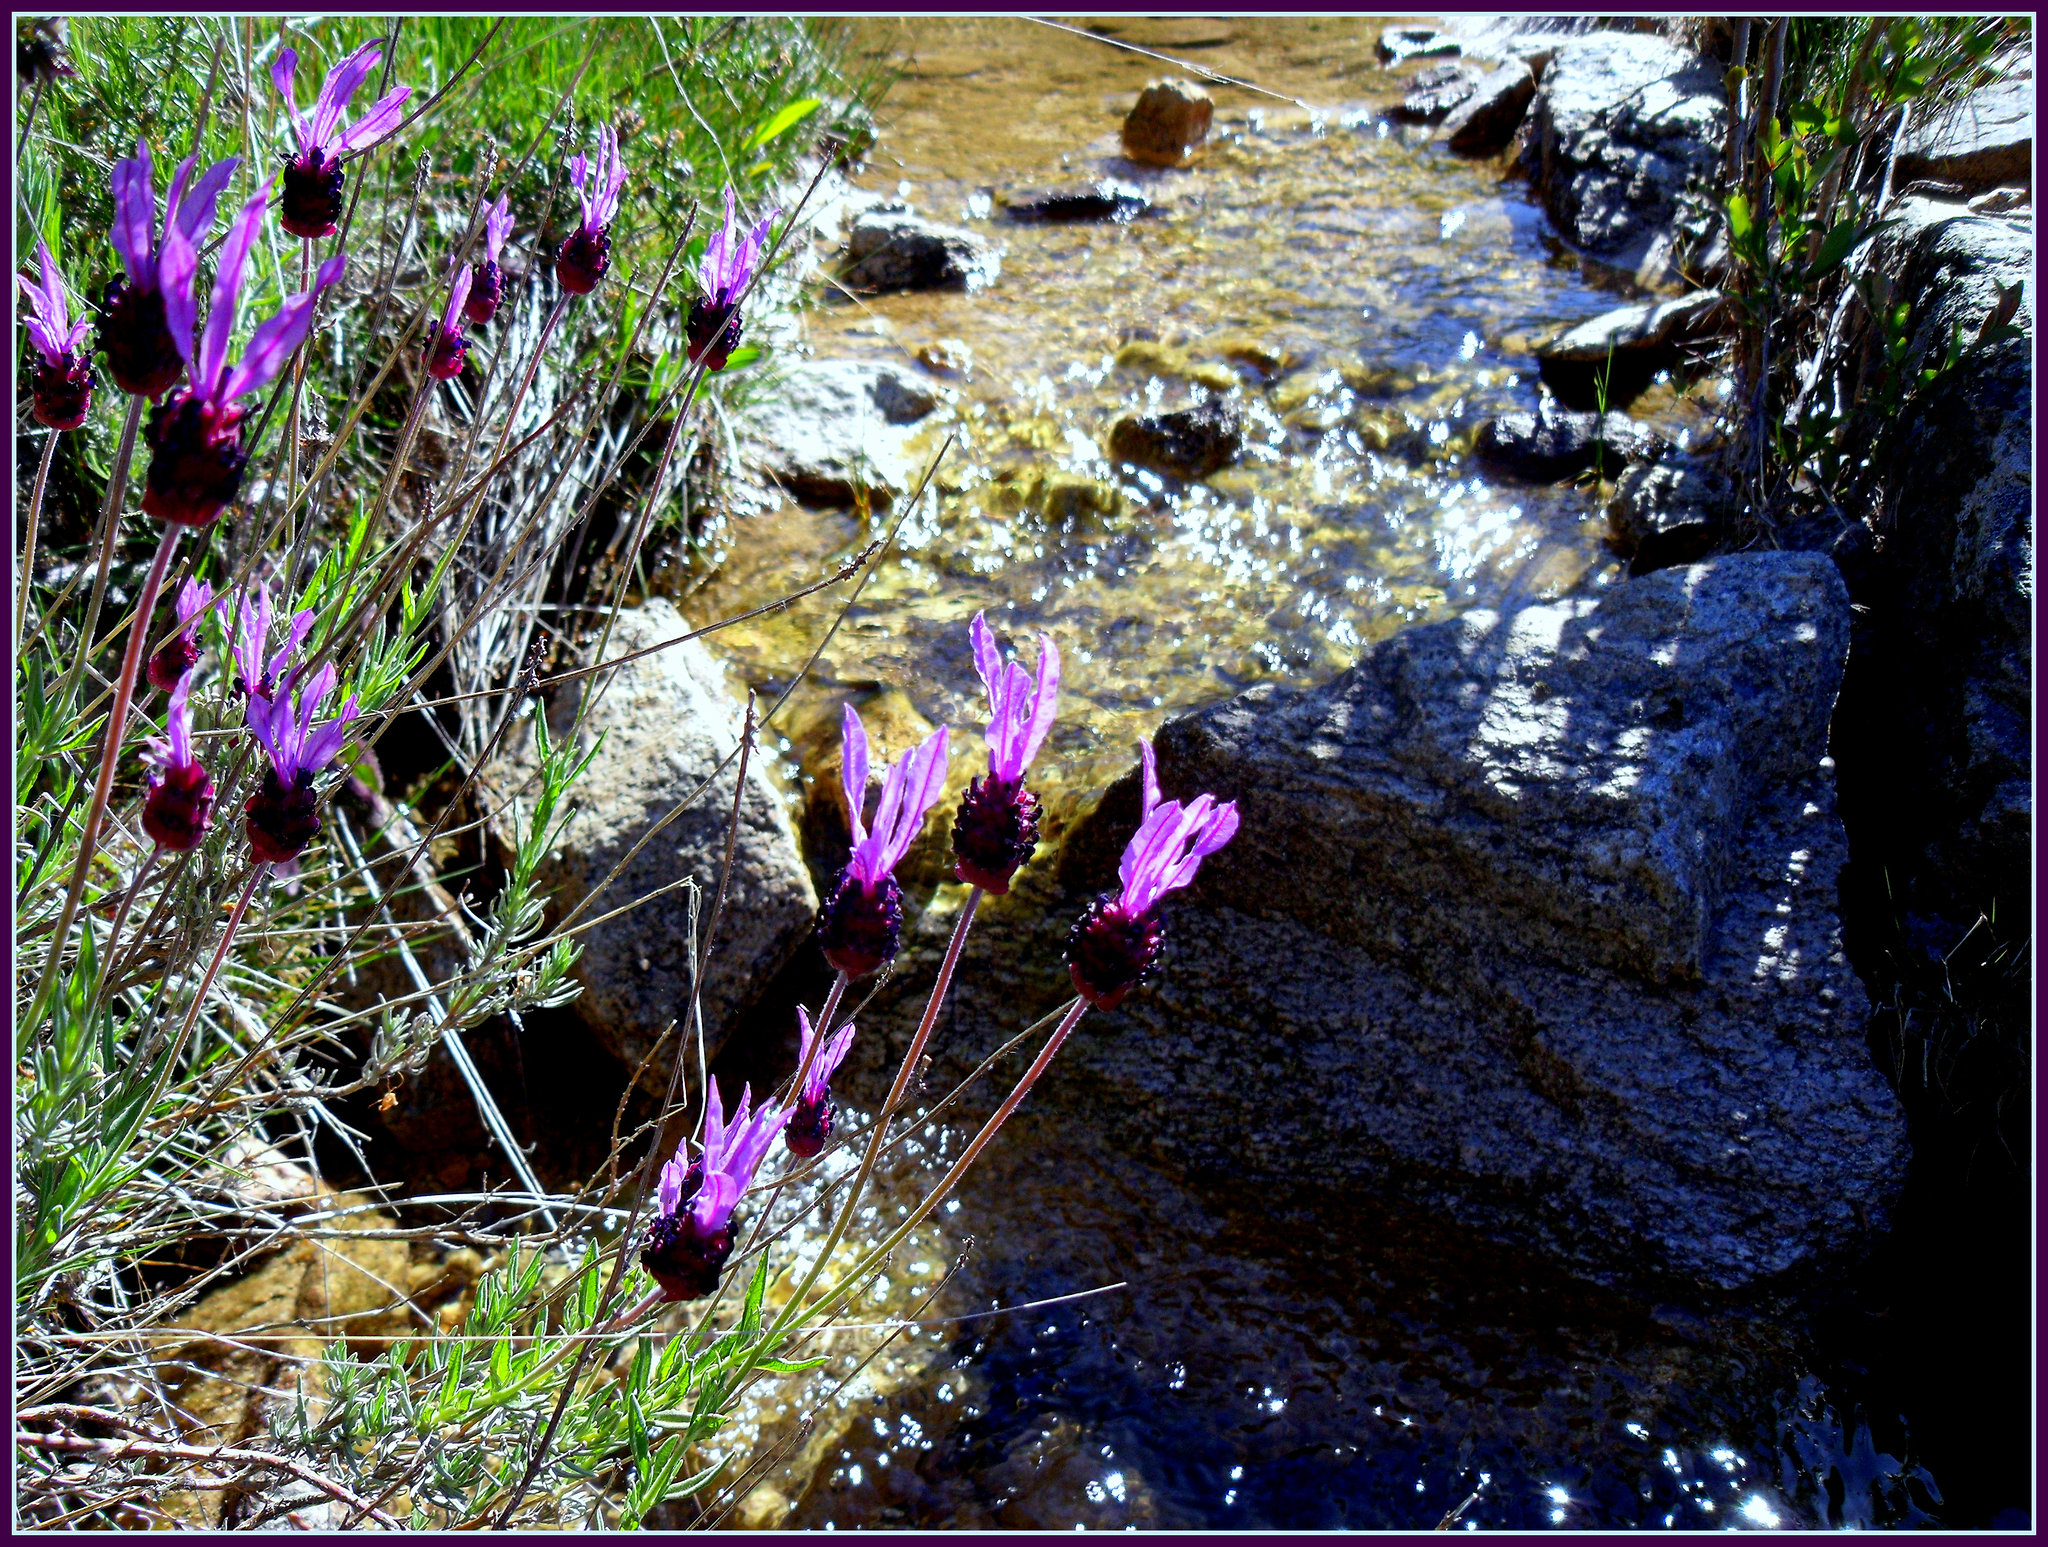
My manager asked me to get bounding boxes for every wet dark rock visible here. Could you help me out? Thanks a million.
[1441,60,1536,156]
[1394,62,1485,125]
[1834,198,2033,939]
[843,209,1000,293]
[1058,552,1902,1294]
[1895,79,2033,193]
[484,600,817,1077]
[1107,398,1243,479]
[1121,78,1214,166]
[1967,185,2031,216]
[1536,290,1726,408]
[742,360,938,507]
[1004,180,1151,224]
[1473,402,1666,481]
[1377,24,1459,64]
[1526,32,1728,268]
[1606,452,1735,573]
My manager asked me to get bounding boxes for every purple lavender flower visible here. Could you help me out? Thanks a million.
[554,126,626,297]
[952,610,1060,894]
[101,141,240,399]
[271,39,411,239]
[425,264,472,381]
[141,674,214,852]
[17,238,93,429]
[1065,740,1238,1010]
[146,576,223,692]
[784,1006,857,1160]
[18,17,76,84]
[817,706,950,979]
[464,194,512,325]
[229,579,316,705]
[141,187,347,527]
[640,1080,791,1302]
[686,185,776,372]
[243,660,360,865]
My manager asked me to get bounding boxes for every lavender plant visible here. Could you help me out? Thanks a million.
[14,16,1235,1531]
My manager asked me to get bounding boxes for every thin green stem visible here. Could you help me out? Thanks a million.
[137,865,264,1121]
[16,429,58,656]
[55,394,144,703]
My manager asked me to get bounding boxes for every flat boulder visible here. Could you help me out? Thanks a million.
[1395,61,1486,125]
[1107,398,1243,478]
[1441,60,1536,155]
[742,359,938,507]
[1527,32,1727,268]
[842,209,1000,293]
[1056,552,1904,1293]
[485,600,818,1076]
[1536,290,1725,407]
[1895,79,2033,192]
[1474,401,1666,481]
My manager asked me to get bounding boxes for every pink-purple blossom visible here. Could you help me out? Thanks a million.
[230,580,316,704]
[426,264,472,380]
[686,185,777,371]
[272,39,411,239]
[101,142,240,399]
[243,660,361,865]
[817,707,950,978]
[18,237,93,428]
[147,576,223,691]
[642,1079,790,1301]
[555,127,626,296]
[786,1006,857,1160]
[141,674,214,852]
[464,193,513,324]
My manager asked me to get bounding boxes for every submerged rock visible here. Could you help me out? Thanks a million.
[1895,79,2033,193]
[1440,60,1536,155]
[1107,398,1243,479]
[1526,32,1727,268]
[485,600,817,1076]
[742,360,938,507]
[1057,552,1903,1294]
[1536,290,1726,408]
[1377,24,1460,64]
[1121,78,1213,166]
[1474,402,1665,481]
[843,208,1000,293]
[1005,179,1151,223]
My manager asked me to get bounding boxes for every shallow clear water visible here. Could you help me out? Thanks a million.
[679,18,1940,1533]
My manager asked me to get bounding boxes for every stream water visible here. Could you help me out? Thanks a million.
[667,17,1980,1532]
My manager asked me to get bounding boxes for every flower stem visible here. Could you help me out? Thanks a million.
[490,291,568,474]
[25,522,181,1040]
[15,429,58,657]
[138,865,264,1118]
[55,394,144,708]
[92,846,160,1015]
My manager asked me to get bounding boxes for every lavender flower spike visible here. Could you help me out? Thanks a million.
[142,675,214,852]
[555,125,626,296]
[817,706,950,978]
[785,1006,857,1160]
[686,185,777,372]
[147,575,223,691]
[243,661,361,865]
[953,610,1060,893]
[641,1081,792,1301]
[102,141,240,398]
[142,187,347,527]
[230,579,316,704]
[272,39,411,239]
[464,194,513,325]
[426,264,472,381]
[1065,740,1239,1009]
[18,238,94,428]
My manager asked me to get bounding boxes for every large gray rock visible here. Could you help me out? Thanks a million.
[1527,33,1727,267]
[1537,290,1726,407]
[1895,79,2033,192]
[1440,60,1536,155]
[486,601,817,1075]
[1835,198,2033,938]
[742,359,938,507]
[1053,553,1904,1292]
[842,209,1000,294]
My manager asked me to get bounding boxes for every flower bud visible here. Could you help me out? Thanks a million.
[817,870,903,980]
[1064,893,1165,1010]
[951,773,1041,894]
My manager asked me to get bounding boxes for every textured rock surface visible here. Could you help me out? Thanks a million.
[1050,553,1903,1293]
[1527,33,1727,265]
[488,601,817,1075]
[1835,198,2033,939]
[1121,78,1214,166]
[1441,60,1536,155]
[1537,290,1725,407]
[1396,61,1485,124]
[842,208,1000,293]
[1474,403,1665,481]
[1107,398,1243,479]
[1895,79,2033,192]
[742,359,938,507]
[1606,452,1734,573]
